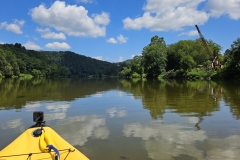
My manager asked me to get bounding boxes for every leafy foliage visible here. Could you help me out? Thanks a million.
[1,36,239,80]
[223,38,240,79]
[117,55,143,78]
[118,36,240,80]
[142,36,167,78]
[166,39,221,71]
[0,43,119,78]
[180,54,196,71]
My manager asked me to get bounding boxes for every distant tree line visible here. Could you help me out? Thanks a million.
[0,43,120,78]
[1,37,239,80]
[118,36,240,80]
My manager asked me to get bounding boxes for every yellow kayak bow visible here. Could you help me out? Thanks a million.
[0,126,89,160]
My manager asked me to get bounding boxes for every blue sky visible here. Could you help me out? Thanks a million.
[0,0,239,62]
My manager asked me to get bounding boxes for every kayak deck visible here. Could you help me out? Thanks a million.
[0,126,89,160]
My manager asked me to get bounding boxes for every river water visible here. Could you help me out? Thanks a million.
[0,78,240,160]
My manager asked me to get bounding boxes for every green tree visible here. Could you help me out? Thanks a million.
[17,59,26,73]
[0,50,7,76]
[5,51,20,76]
[0,49,19,77]
[142,36,167,78]
[166,40,202,70]
[118,67,132,77]
[166,39,222,69]
[130,55,143,75]
[32,69,43,77]
[223,38,240,78]
[166,44,182,70]
[208,40,222,57]
[180,54,196,71]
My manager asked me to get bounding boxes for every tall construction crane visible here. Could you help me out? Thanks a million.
[195,25,217,68]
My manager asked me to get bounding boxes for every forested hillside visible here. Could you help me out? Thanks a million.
[0,43,119,78]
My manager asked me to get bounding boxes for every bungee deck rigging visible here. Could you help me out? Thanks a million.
[0,148,75,160]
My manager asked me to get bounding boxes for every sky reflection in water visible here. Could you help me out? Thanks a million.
[0,79,240,160]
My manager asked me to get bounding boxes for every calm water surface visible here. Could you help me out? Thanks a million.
[0,78,240,160]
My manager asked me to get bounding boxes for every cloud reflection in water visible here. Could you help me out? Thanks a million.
[206,135,240,159]
[0,118,25,133]
[45,103,70,112]
[44,103,70,121]
[24,102,41,112]
[123,121,240,160]
[123,121,207,159]
[106,107,127,118]
[54,115,109,146]
[1,118,23,130]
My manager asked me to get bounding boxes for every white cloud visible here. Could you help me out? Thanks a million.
[36,28,66,40]
[178,29,198,36]
[93,56,102,60]
[45,42,70,50]
[205,0,240,20]
[0,19,25,34]
[107,38,117,44]
[123,0,209,31]
[117,34,128,44]
[123,0,240,32]
[0,41,5,44]
[33,36,39,41]
[23,41,41,50]
[107,34,128,44]
[76,0,94,3]
[93,12,110,25]
[119,56,123,62]
[30,1,110,37]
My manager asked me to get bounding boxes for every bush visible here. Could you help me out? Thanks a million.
[163,69,185,79]
[175,69,185,78]
[211,70,223,79]
[31,69,45,77]
[141,73,147,78]
[132,72,140,78]
[186,68,218,80]
[19,74,33,80]
[163,70,175,79]
[186,69,205,79]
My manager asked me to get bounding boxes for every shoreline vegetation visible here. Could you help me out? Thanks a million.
[0,36,239,81]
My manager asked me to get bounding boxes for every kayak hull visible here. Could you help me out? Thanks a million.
[0,126,89,160]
